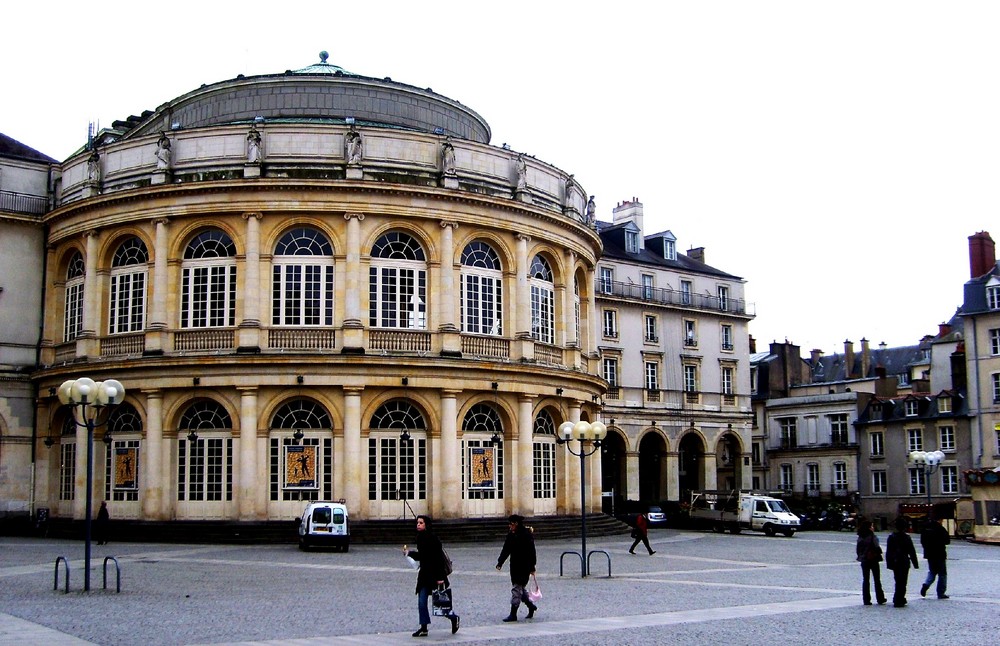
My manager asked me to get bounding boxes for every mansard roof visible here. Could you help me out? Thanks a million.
[596,220,742,280]
[0,132,56,163]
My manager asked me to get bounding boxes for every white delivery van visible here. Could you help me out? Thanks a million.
[297,500,350,551]
[690,490,800,537]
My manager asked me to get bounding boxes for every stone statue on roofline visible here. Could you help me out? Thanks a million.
[441,137,456,177]
[155,132,172,170]
[246,125,262,164]
[346,127,363,165]
[586,195,596,225]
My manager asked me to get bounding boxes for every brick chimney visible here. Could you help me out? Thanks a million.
[968,231,996,279]
[810,348,824,365]
[687,247,705,263]
[861,338,871,378]
[938,322,952,338]
[749,334,756,354]
[844,340,855,378]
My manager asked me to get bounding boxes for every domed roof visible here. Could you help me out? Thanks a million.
[293,51,357,76]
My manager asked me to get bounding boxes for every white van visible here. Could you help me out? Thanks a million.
[297,500,350,551]
[690,490,800,537]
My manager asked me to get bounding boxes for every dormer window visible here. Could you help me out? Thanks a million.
[988,284,1000,310]
[625,230,640,253]
[938,396,952,414]
[904,400,918,417]
[663,238,676,261]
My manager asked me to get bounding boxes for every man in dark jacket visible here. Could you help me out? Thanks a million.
[496,514,537,622]
[919,515,951,599]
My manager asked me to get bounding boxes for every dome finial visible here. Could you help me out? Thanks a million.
[319,51,329,64]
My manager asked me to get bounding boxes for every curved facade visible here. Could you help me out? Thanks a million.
[33,57,605,523]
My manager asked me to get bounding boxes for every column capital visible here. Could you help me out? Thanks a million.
[85,229,99,239]
[440,220,459,230]
[242,211,263,221]
[516,233,531,243]
[236,386,259,395]
[343,385,365,396]
[440,389,462,398]
[344,212,365,222]
[152,217,170,227]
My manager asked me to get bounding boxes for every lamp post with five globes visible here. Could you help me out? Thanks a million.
[557,419,607,577]
[57,377,126,592]
[908,449,945,507]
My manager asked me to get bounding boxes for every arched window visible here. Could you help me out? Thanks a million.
[369,232,427,329]
[269,399,333,502]
[460,241,503,335]
[178,400,233,501]
[529,254,554,344]
[272,228,334,326]
[109,237,149,334]
[462,403,504,500]
[368,401,427,505]
[180,230,236,328]
[64,251,85,342]
[533,410,556,500]
[105,402,143,501]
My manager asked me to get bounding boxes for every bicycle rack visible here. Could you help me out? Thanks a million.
[587,549,612,577]
[53,556,69,593]
[559,550,584,576]
[102,556,122,593]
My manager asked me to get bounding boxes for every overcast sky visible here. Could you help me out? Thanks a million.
[4,2,998,355]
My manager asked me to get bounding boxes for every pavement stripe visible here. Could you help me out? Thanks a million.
[0,612,94,645]
[199,595,863,645]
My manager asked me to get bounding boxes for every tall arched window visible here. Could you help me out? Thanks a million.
[532,410,556,500]
[64,251,85,342]
[462,403,504,500]
[460,241,503,335]
[269,399,333,501]
[369,232,427,329]
[180,230,236,328]
[105,403,143,502]
[109,237,149,334]
[368,401,427,510]
[272,228,334,326]
[529,254,554,344]
[177,400,233,501]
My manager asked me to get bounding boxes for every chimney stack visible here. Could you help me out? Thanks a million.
[810,348,824,365]
[687,247,705,263]
[844,340,855,378]
[938,322,952,338]
[968,231,996,279]
[861,338,871,378]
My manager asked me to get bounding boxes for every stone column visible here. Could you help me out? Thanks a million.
[703,451,718,490]
[237,212,262,352]
[515,234,530,337]
[143,389,163,520]
[564,402,582,514]
[562,249,577,348]
[342,213,365,352]
[343,386,364,512]
[439,221,461,357]
[145,219,169,354]
[518,394,535,516]
[440,389,460,518]
[73,410,88,520]
[665,450,680,504]
[238,387,259,520]
[585,268,597,357]
[77,231,100,357]
[626,451,641,504]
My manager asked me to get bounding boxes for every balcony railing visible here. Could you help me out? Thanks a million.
[597,279,754,316]
[646,389,660,402]
[370,329,431,353]
[268,328,336,350]
[0,190,47,215]
[461,334,510,360]
[100,333,145,357]
[175,329,235,352]
[534,343,563,366]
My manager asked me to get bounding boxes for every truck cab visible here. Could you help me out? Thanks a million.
[742,495,800,536]
[297,500,350,551]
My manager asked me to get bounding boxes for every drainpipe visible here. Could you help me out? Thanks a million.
[969,317,983,469]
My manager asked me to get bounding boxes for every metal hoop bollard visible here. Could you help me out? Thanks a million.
[102,556,122,593]
[559,550,584,576]
[53,556,70,593]
[587,549,612,577]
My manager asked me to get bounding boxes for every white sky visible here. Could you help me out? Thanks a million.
[4,2,998,355]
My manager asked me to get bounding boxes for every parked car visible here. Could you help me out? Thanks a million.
[646,505,667,526]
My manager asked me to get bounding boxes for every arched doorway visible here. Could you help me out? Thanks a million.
[639,432,667,503]
[716,433,743,492]
[678,432,705,499]
[600,430,626,515]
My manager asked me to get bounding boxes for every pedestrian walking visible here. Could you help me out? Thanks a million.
[403,515,459,637]
[95,501,110,545]
[495,514,537,622]
[885,516,919,607]
[628,513,656,555]
[919,515,951,599]
[855,518,887,605]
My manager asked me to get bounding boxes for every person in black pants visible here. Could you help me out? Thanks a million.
[404,515,459,637]
[855,519,887,605]
[885,516,919,607]
[629,513,656,555]
[920,515,951,599]
[496,514,537,622]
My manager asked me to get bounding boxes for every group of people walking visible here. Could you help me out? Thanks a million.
[855,514,951,607]
[405,513,537,637]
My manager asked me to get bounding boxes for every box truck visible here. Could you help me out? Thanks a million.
[689,490,800,537]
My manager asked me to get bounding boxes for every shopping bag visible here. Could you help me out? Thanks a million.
[527,574,542,603]
[432,585,453,616]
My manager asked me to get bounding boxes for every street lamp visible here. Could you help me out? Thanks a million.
[909,450,945,506]
[57,377,126,592]
[557,419,607,577]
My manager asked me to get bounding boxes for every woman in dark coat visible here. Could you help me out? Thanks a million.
[495,514,537,622]
[404,515,459,636]
[856,518,887,605]
[885,516,919,607]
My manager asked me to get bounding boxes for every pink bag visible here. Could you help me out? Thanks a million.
[527,573,542,602]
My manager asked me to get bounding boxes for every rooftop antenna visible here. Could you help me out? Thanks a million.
[87,121,96,150]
